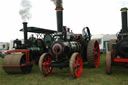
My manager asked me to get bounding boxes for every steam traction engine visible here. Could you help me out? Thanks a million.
[39,0,100,78]
[2,22,56,74]
[106,8,128,74]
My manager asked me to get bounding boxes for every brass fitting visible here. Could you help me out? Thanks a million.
[121,8,128,12]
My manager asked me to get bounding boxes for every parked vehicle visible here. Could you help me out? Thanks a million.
[106,8,128,74]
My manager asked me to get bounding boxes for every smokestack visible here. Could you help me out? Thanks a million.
[23,22,28,44]
[121,8,128,33]
[55,0,63,32]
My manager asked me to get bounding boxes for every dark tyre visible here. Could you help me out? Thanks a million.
[39,53,53,76]
[106,51,112,74]
[69,52,83,78]
[87,40,100,68]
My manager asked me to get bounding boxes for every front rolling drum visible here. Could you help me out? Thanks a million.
[3,53,33,74]
[69,52,83,78]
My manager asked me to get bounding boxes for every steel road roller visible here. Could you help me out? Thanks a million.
[2,22,56,74]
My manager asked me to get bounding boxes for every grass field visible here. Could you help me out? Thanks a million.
[0,55,128,85]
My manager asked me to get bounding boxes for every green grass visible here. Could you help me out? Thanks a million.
[0,55,128,85]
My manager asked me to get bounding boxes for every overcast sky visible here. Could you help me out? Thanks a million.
[0,0,127,42]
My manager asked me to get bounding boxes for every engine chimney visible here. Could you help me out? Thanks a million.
[55,0,63,32]
[121,8,128,33]
[23,22,28,44]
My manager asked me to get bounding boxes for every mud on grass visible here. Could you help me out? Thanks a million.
[0,55,128,85]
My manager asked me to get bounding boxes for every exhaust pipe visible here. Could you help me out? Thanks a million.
[121,8,128,33]
[23,22,28,44]
[55,0,63,32]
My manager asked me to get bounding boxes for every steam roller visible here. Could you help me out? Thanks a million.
[2,22,56,74]
[3,50,33,74]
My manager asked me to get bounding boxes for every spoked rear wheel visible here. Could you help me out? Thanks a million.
[106,51,112,74]
[87,40,100,68]
[39,53,53,76]
[69,52,83,78]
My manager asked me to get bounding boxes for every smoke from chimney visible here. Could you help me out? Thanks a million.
[51,0,63,9]
[51,0,56,5]
[19,0,32,22]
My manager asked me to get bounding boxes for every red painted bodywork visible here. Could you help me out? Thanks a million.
[113,58,128,63]
[5,49,32,67]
